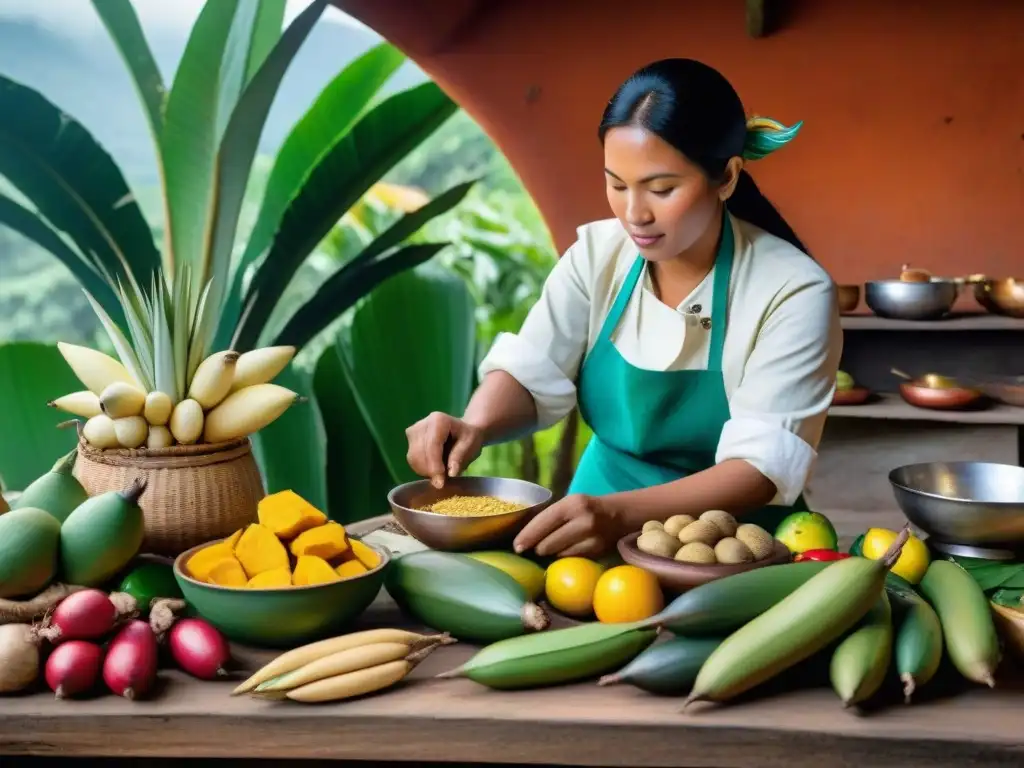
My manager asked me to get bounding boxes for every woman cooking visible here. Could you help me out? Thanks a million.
[404,58,842,559]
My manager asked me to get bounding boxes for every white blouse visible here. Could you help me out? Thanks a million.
[478,215,844,506]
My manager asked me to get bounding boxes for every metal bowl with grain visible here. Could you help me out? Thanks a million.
[864,279,958,321]
[889,461,1024,547]
[387,475,552,552]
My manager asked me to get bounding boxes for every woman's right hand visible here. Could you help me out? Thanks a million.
[405,412,484,489]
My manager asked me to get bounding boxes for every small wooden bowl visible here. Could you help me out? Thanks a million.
[617,532,792,592]
[832,387,871,406]
[898,382,985,410]
[837,284,861,314]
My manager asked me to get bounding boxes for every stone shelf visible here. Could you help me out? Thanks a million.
[829,392,1024,425]
[841,313,1024,331]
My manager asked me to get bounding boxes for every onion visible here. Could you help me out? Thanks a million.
[45,640,104,699]
[0,624,42,693]
[35,589,137,643]
[102,620,158,699]
[168,618,231,680]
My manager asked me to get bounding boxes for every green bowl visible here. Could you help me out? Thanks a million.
[172,539,391,649]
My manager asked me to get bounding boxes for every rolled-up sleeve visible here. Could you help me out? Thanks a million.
[477,241,593,428]
[715,276,843,505]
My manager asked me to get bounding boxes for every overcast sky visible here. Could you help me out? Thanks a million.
[0,0,366,37]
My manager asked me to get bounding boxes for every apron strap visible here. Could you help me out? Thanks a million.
[597,253,645,345]
[706,210,734,372]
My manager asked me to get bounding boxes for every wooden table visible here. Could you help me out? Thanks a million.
[2,517,1022,768]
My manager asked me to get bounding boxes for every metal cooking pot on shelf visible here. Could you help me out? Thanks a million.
[864,264,960,321]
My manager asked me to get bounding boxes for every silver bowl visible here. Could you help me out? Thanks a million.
[864,280,958,320]
[889,461,1024,546]
[387,475,552,552]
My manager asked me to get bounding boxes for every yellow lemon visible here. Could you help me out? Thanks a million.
[592,565,664,624]
[544,557,605,618]
[861,527,931,584]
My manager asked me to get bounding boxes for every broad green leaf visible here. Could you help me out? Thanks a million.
[161,0,240,281]
[0,192,125,329]
[235,81,458,351]
[337,263,476,484]
[214,42,406,350]
[273,242,449,351]
[90,0,165,141]
[0,343,83,492]
[314,343,394,524]
[0,75,160,289]
[216,0,287,139]
[205,0,326,347]
[250,362,327,512]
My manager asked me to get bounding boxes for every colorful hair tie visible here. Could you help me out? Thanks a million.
[742,116,803,161]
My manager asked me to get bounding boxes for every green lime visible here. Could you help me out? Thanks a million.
[774,511,839,554]
[118,562,182,614]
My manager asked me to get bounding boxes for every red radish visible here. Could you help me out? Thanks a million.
[168,618,231,680]
[45,640,104,699]
[36,589,137,643]
[102,620,158,699]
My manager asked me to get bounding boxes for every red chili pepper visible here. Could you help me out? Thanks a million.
[794,549,851,562]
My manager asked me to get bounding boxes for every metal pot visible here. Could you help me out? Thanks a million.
[973,278,1024,318]
[864,279,958,320]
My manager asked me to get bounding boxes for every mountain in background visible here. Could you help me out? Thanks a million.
[0,17,428,184]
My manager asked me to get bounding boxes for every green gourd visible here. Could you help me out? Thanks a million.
[60,477,147,587]
[0,507,62,598]
[11,450,88,523]
[385,551,549,643]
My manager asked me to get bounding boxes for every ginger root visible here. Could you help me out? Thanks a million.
[0,583,87,625]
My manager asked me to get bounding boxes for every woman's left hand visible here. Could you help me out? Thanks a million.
[513,494,625,558]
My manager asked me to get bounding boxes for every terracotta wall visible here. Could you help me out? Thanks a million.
[338,0,1024,285]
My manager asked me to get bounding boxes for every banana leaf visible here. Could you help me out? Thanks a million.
[0,343,83,491]
[202,0,326,352]
[233,81,458,352]
[160,0,240,278]
[0,193,125,330]
[0,75,160,290]
[273,242,449,351]
[336,262,476,484]
[213,42,405,350]
[314,343,394,524]
[215,0,286,140]
[250,362,327,512]
[91,0,166,142]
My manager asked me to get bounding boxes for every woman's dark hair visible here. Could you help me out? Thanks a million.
[598,58,808,255]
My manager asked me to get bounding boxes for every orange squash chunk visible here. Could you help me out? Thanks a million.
[335,560,368,580]
[207,556,248,587]
[348,538,380,569]
[247,566,292,589]
[235,523,290,579]
[292,555,340,586]
[187,542,236,582]
[289,521,349,560]
[258,490,327,538]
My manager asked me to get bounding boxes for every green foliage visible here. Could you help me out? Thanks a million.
[0,342,82,491]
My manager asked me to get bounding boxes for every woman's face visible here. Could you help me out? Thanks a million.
[604,125,730,262]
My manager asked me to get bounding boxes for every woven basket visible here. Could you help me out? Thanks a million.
[73,437,263,557]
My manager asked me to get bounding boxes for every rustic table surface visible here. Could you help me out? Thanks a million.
[2,514,1021,768]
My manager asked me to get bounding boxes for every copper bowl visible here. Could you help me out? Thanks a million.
[832,387,871,406]
[973,278,1024,318]
[898,382,985,410]
[976,375,1024,407]
[617,532,792,592]
[837,285,860,314]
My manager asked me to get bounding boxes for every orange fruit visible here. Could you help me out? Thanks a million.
[592,565,664,623]
[544,557,605,618]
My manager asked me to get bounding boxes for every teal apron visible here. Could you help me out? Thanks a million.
[568,211,806,533]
